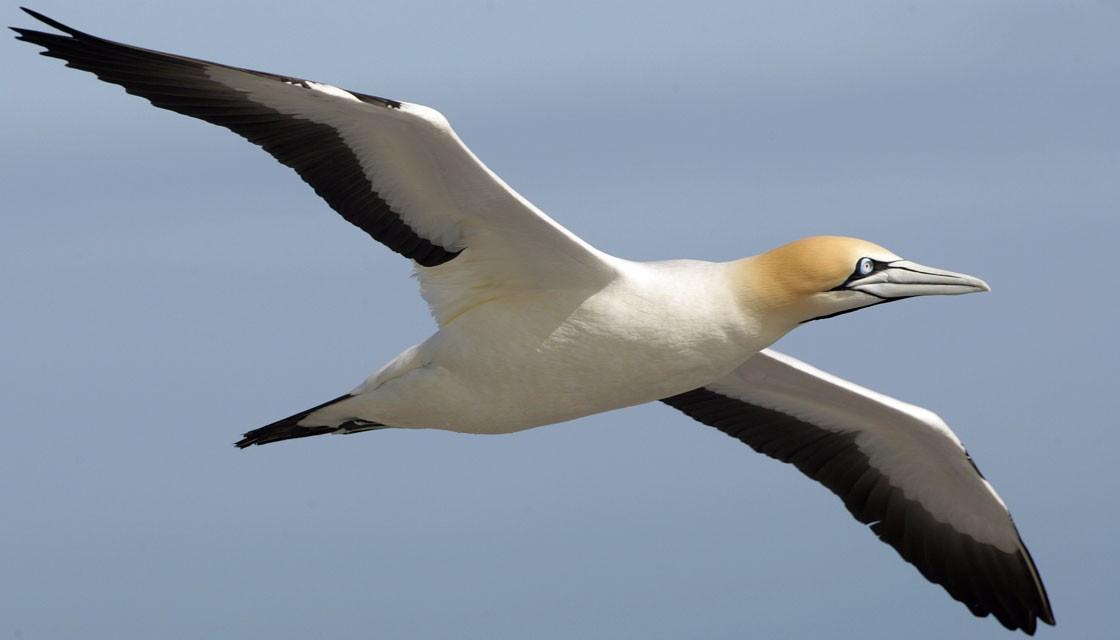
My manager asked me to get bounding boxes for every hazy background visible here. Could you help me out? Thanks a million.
[3,1,1117,637]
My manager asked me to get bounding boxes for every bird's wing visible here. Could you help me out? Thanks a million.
[661,348,1054,634]
[13,9,615,324]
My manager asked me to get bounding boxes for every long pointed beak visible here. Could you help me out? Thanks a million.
[848,260,991,299]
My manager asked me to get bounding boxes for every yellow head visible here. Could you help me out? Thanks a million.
[737,235,990,325]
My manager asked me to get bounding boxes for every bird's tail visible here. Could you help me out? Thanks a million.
[234,394,384,448]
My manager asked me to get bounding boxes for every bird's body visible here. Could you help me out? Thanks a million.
[14,8,1055,634]
[335,258,768,433]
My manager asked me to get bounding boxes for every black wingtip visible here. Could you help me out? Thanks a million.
[19,7,84,36]
[9,25,43,40]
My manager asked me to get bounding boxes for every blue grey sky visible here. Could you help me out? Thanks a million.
[3,1,1117,637]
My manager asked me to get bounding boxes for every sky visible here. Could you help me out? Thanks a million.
[2,1,1118,637]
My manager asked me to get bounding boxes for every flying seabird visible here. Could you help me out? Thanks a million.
[13,8,1055,634]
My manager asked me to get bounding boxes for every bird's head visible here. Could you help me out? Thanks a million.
[738,235,991,326]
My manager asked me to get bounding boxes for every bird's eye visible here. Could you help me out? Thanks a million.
[857,257,874,276]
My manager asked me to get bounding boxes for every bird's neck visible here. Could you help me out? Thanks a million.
[726,255,815,331]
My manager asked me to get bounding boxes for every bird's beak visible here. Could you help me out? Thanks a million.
[847,260,991,299]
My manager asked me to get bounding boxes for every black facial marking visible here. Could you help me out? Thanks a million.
[830,258,896,291]
[800,299,893,324]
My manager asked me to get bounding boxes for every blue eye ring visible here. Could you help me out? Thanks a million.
[857,257,874,276]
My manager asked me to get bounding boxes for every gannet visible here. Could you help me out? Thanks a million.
[14,8,1054,635]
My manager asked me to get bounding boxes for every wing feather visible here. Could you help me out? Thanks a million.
[13,9,614,322]
[661,349,1054,634]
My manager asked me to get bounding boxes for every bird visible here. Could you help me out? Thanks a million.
[13,7,1054,635]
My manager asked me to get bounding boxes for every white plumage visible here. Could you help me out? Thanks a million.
[340,259,764,433]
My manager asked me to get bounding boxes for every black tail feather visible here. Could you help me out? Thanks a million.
[235,394,353,448]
